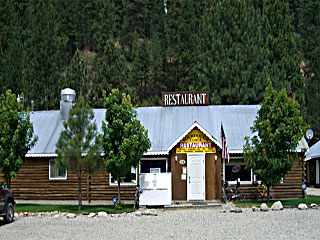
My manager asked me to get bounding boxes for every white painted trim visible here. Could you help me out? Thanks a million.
[316,160,320,185]
[26,153,58,158]
[49,159,67,180]
[167,121,221,153]
[187,153,205,201]
[144,151,169,156]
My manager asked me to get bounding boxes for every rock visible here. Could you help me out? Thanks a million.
[234,207,242,213]
[260,203,269,212]
[252,207,259,212]
[88,213,96,218]
[97,211,108,217]
[60,212,67,217]
[220,209,227,213]
[310,203,318,209]
[149,209,158,216]
[24,212,28,217]
[53,214,60,219]
[14,213,19,219]
[52,211,59,215]
[18,212,24,217]
[271,201,283,211]
[135,211,142,217]
[298,203,308,210]
[82,212,89,215]
[67,213,77,218]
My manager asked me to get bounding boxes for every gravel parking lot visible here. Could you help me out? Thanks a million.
[1,207,319,240]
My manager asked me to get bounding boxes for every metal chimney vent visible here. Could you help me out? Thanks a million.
[60,88,76,121]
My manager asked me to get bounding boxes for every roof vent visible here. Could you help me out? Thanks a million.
[60,88,76,121]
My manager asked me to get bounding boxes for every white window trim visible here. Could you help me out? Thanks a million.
[223,157,252,184]
[109,166,138,186]
[49,159,67,180]
[140,157,169,173]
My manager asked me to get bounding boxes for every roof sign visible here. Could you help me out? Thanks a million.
[162,92,209,106]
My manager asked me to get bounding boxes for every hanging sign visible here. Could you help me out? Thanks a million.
[162,92,209,106]
[176,129,216,153]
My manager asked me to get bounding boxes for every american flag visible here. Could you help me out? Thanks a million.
[221,124,230,163]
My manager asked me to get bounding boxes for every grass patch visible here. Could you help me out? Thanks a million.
[233,195,320,208]
[15,204,134,214]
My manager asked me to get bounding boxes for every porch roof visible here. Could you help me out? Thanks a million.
[306,140,320,161]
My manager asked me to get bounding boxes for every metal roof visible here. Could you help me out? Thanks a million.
[305,140,320,161]
[26,105,308,157]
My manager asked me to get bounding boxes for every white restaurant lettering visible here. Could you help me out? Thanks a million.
[164,93,207,106]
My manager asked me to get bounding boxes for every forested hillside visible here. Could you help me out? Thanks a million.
[0,0,319,142]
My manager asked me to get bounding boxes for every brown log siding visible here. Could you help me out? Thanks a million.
[1,158,135,201]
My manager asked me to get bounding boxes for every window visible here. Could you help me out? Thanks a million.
[140,159,167,173]
[224,159,251,184]
[109,166,137,185]
[49,160,67,180]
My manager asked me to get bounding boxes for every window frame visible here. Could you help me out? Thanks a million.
[49,159,67,180]
[109,166,138,186]
[223,157,252,184]
[140,157,169,174]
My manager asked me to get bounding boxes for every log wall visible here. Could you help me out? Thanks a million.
[1,158,135,201]
[221,153,305,200]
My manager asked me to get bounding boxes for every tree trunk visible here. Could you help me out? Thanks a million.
[267,185,270,202]
[78,175,82,210]
[6,176,11,189]
[117,177,121,202]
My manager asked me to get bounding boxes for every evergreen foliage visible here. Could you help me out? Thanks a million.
[55,96,102,210]
[0,0,318,139]
[244,82,303,200]
[101,89,151,201]
[0,90,37,188]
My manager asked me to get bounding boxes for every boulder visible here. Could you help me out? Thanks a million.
[271,201,283,211]
[66,213,77,218]
[260,203,269,212]
[14,213,19,219]
[220,209,227,213]
[88,213,96,218]
[98,211,108,217]
[252,207,259,212]
[310,203,318,209]
[298,203,308,210]
[53,214,60,219]
[234,207,242,213]
[135,211,142,217]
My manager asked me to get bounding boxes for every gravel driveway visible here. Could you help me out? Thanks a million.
[1,208,319,240]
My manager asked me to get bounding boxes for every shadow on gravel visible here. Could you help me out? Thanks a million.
[0,218,14,227]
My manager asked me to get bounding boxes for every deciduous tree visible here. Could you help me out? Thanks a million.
[101,89,151,203]
[0,90,37,188]
[244,82,303,200]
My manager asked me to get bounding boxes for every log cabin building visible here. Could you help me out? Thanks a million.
[3,89,309,205]
[306,140,320,187]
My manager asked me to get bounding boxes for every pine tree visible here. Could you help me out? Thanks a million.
[92,0,118,54]
[23,0,67,110]
[198,0,268,104]
[93,38,129,107]
[297,1,320,143]
[262,0,304,105]
[61,50,90,99]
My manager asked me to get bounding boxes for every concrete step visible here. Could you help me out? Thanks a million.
[164,200,221,210]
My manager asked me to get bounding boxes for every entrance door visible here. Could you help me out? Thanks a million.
[187,154,205,200]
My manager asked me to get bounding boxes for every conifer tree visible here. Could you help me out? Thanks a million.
[61,50,90,99]
[198,0,268,104]
[297,1,320,143]
[93,38,129,107]
[23,0,67,110]
[262,0,304,105]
